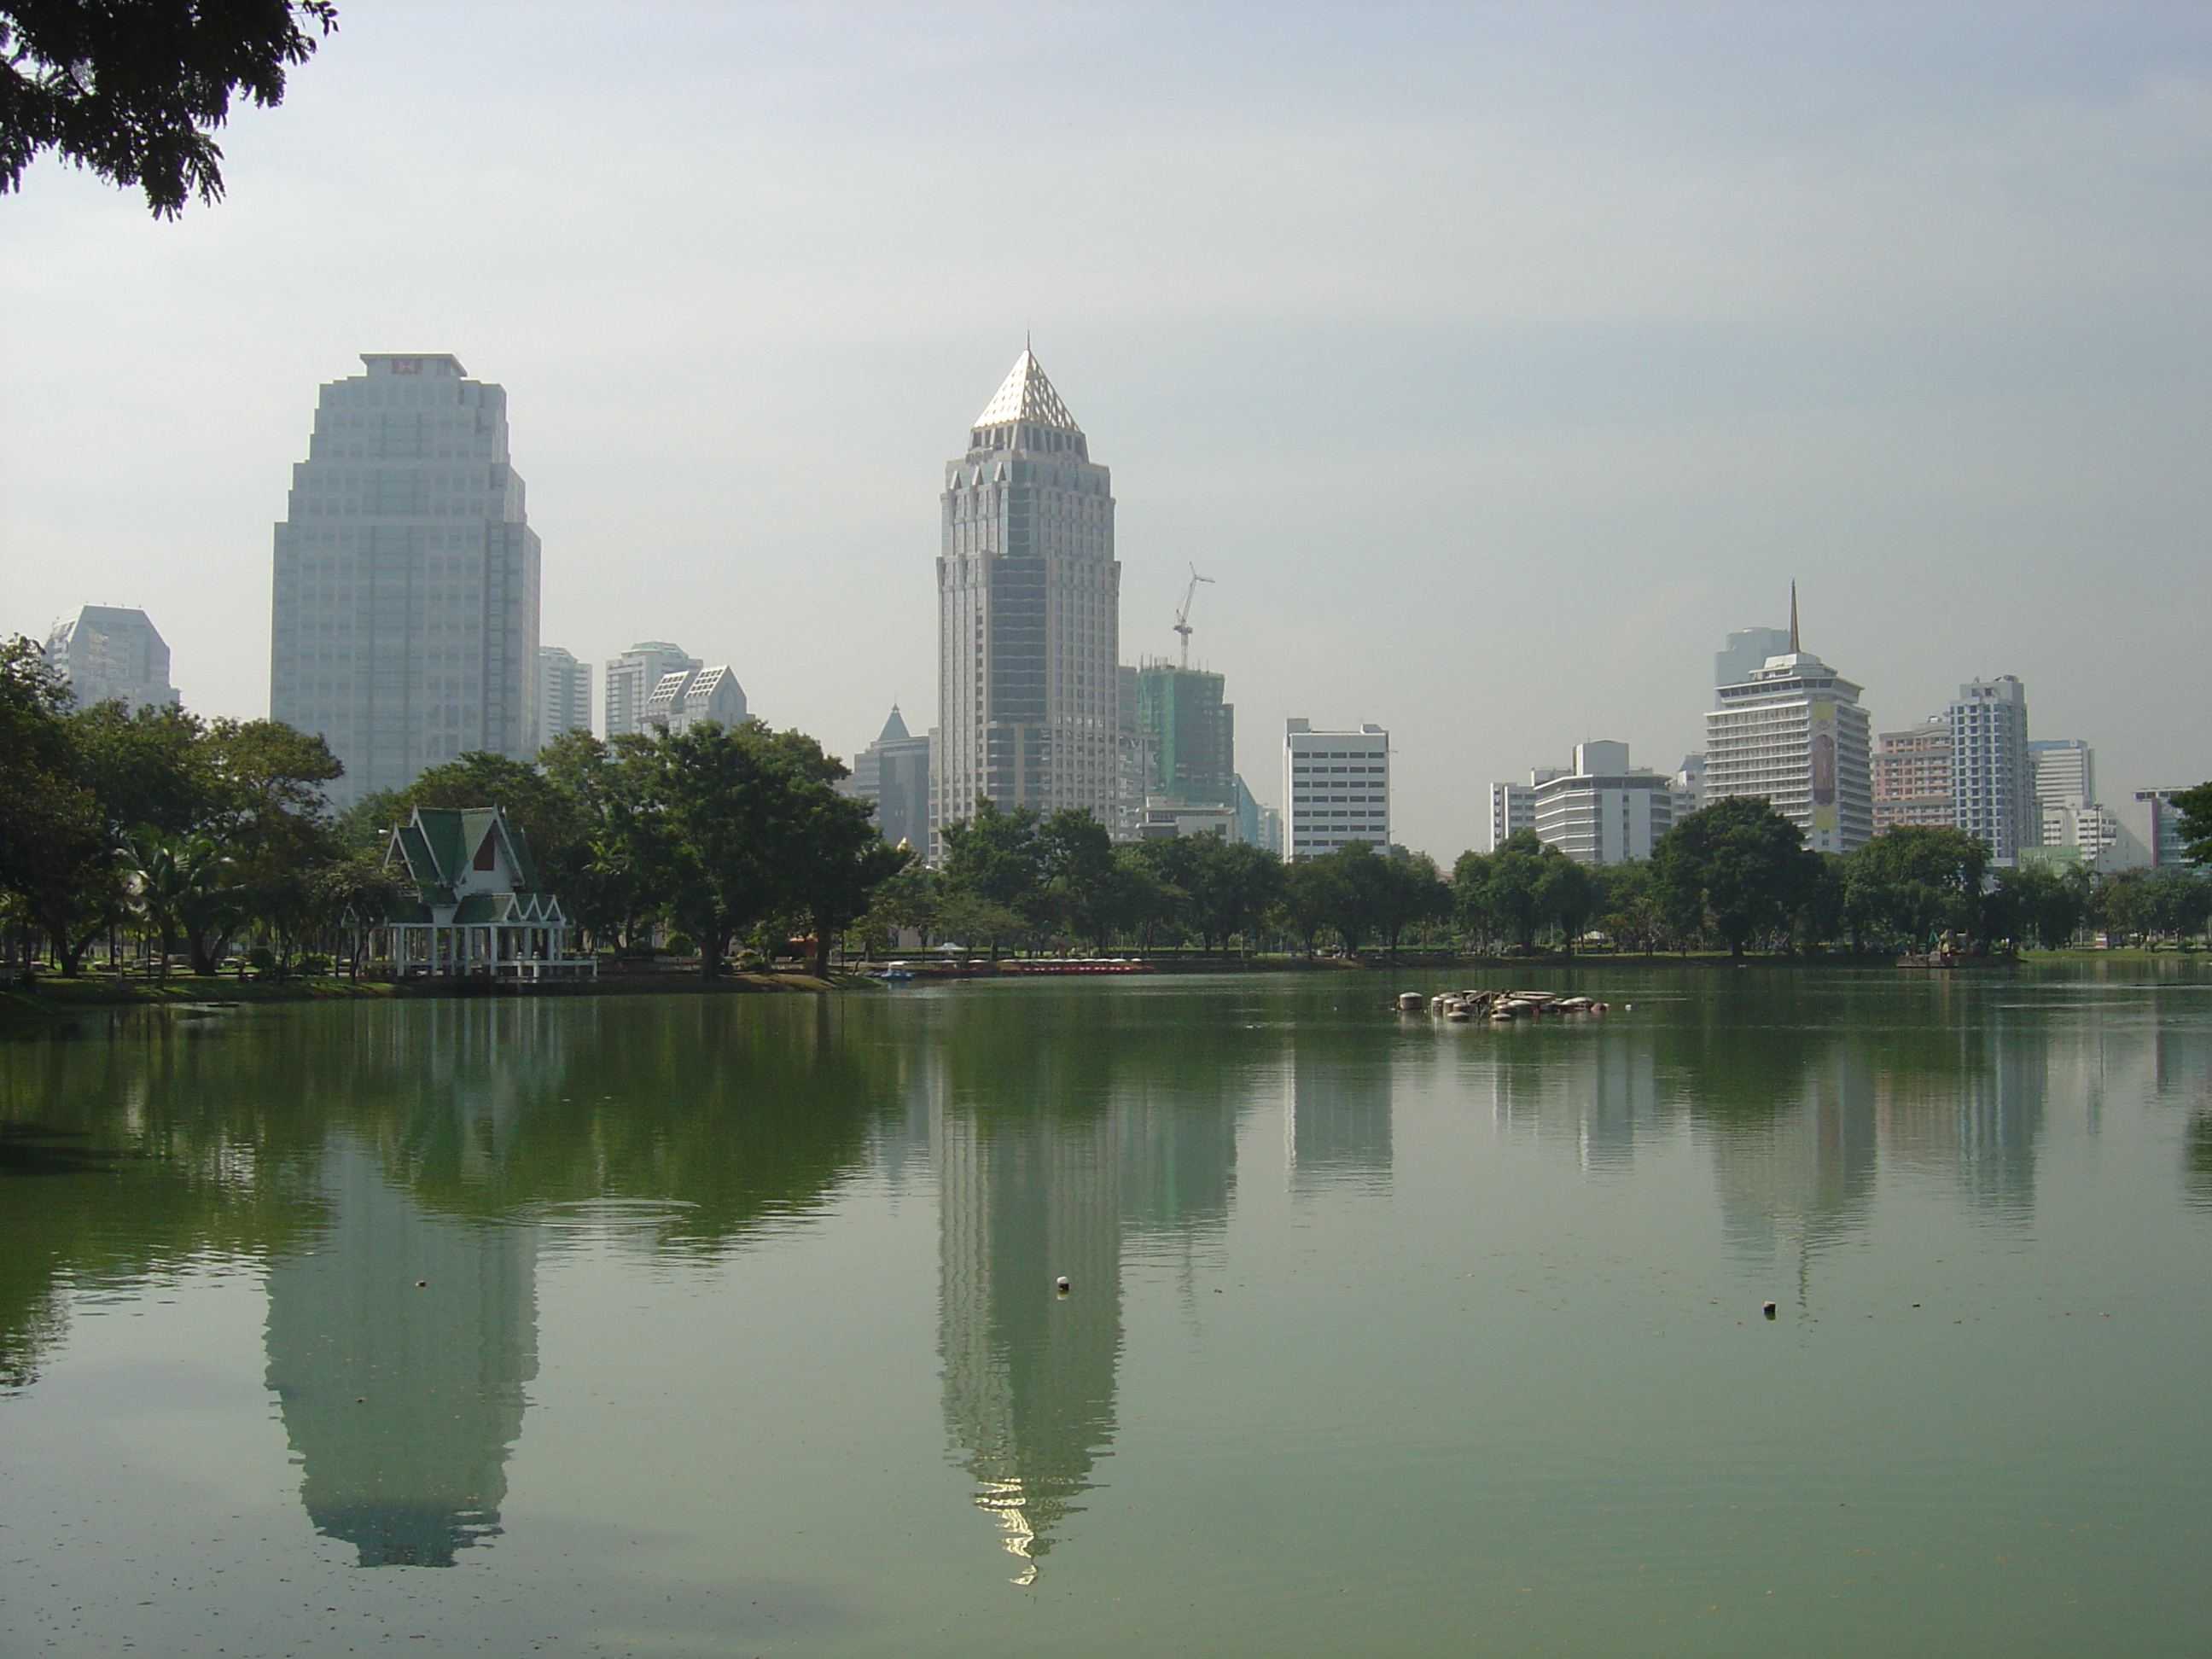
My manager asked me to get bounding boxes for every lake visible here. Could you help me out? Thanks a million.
[3,965,2209,1656]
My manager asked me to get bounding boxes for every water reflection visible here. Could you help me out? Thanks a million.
[265,1144,537,1566]
[5,969,2210,1590]
[1287,1030,1393,1192]
[917,988,1254,1576]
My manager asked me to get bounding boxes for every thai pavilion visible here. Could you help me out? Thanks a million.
[377,806,593,978]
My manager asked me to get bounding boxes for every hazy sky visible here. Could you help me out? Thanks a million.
[3,2,2206,857]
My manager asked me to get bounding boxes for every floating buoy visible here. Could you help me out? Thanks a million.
[415,1280,428,1289]
[1056,1277,1071,1295]
[1761,1301,1778,1319]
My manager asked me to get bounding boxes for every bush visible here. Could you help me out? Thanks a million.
[663,932,695,956]
[296,953,334,975]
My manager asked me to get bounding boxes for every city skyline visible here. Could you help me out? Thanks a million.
[5,5,2208,855]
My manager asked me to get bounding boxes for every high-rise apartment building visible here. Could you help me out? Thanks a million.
[1525,742,1675,864]
[1948,677,2035,864]
[1283,720,1389,859]
[1135,665,1234,808]
[44,605,178,711]
[603,642,700,738]
[537,647,591,742]
[269,354,540,808]
[1871,719,1953,832]
[1704,622,1871,854]
[850,706,933,851]
[934,349,1121,854]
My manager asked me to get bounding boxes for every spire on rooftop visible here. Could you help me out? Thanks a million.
[877,704,911,743]
[974,347,1080,432]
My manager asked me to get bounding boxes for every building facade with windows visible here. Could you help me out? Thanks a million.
[1705,646,1873,854]
[850,705,933,851]
[1525,742,1675,864]
[537,646,591,742]
[1948,677,2035,864]
[604,642,701,738]
[269,354,540,808]
[639,664,746,735]
[44,605,178,712]
[1283,720,1389,859]
[934,349,1121,857]
[1487,781,1534,852]
[1135,664,1234,809]
[1872,718,1953,833]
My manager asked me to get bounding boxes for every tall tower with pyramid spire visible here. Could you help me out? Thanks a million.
[934,347,1121,855]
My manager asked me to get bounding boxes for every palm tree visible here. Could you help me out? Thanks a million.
[119,831,236,980]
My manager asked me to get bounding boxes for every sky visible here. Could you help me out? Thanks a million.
[3,1,2207,859]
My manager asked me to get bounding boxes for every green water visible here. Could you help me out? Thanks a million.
[3,967,2209,1656]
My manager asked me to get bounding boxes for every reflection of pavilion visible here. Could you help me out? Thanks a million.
[264,1143,538,1567]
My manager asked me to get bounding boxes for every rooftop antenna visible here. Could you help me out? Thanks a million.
[1789,581,1800,653]
[1173,564,1214,669]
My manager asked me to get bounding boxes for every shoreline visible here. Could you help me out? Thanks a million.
[4,946,2197,1019]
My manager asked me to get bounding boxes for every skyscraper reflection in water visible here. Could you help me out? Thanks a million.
[930,1006,1249,1580]
[936,1100,1123,1581]
[264,1142,538,1567]
[1286,1031,1393,1194]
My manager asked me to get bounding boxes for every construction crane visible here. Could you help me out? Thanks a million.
[1173,564,1214,669]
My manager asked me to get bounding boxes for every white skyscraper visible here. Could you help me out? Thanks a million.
[537,647,591,742]
[44,605,178,711]
[934,348,1121,856]
[602,642,700,738]
[269,354,540,808]
[1703,599,1871,854]
[1949,677,2035,864]
[1283,720,1390,860]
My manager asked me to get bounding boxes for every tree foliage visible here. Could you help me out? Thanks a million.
[1651,798,1820,957]
[1,0,337,217]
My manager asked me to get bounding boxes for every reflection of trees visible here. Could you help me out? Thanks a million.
[0,1020,327,1388]
[0,995,897,1390]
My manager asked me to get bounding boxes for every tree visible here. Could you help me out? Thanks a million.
[1478,831,1548,952]
[1987,863,2086,951]
[1135,834,1284,955]
[1597,861,1668,955]
[119,830,234,978]
[1373,850,1448,957]
[1651,797,1819,957]
[0,638,111,975]
[1534,851,1601,954]
[939,800,1045,955]
[1,0,337,218]
[782,781,911,977]
[1840,824,1988,950]
[1033,808,1118,948]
